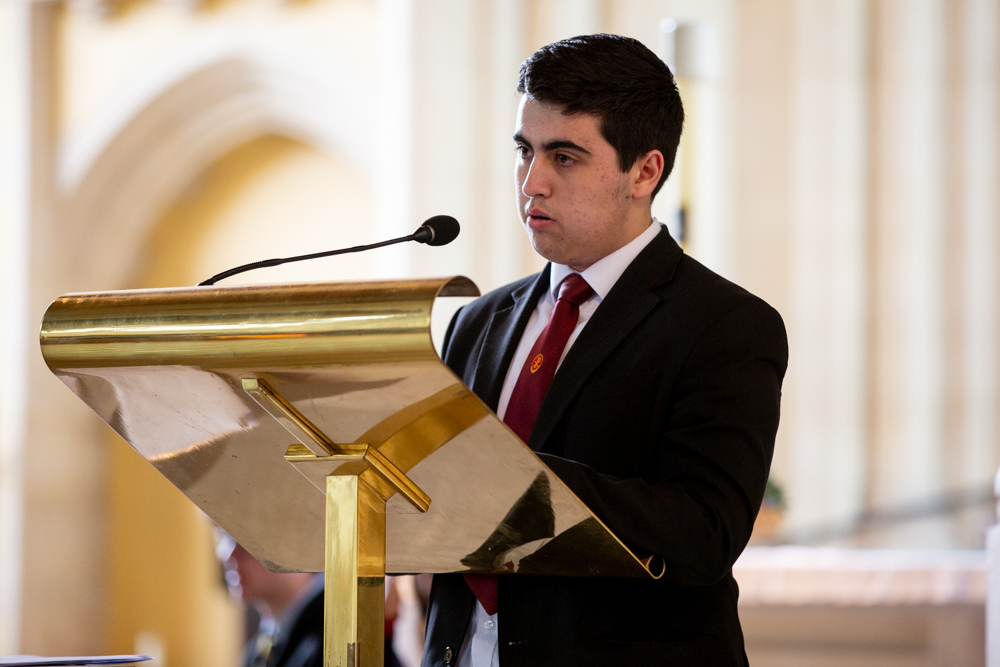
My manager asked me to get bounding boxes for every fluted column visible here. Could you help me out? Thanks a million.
[21,1,109,653]
[480,0,545,289]
[0,1,29,654]
[406,0,547,291]
[373,0,416,279]
[783,0,871,530]
[868,0,948,521]
[941,0,1000,501]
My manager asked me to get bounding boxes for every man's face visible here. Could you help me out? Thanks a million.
[514,96,638,271]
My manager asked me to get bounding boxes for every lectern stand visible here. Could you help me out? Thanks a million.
[40,278,661,667]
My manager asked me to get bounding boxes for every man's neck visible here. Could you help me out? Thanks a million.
[551,218,660,302]
[568,212,653,272]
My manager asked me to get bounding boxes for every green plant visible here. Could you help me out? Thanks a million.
[762,478,786,510]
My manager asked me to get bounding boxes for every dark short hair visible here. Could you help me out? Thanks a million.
[517,34,684,199]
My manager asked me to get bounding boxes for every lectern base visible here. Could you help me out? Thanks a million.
[325,474,386,667]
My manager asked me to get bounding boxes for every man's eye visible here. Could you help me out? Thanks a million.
[556,153,574,165]
[516,145,531,158]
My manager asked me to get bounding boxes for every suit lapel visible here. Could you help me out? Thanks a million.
[471,268,550,412]
[528,228,683,451]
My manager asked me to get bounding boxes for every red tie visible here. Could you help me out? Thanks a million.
[463,273,594,616]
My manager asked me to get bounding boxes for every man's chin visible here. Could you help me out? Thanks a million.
[530,244,569,266]
[530,241,591,270]
[528,233,569,265]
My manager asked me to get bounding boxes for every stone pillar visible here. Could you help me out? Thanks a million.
[374,0,416,279]
[783,0,871,531]
[0,0,30,653]
[21,2,109,653]
[672,20,727,274]
[407,0,493,286]
[480,0,543,289]
[941,0,1000,502]
[868,0,948,523]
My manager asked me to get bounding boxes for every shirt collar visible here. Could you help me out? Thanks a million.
[549,218,662,302]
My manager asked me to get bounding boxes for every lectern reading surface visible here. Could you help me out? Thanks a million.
[40,278,659,667]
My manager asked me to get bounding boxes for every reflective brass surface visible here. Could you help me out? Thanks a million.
[41,277,479,369]
[285,443,366,463]
[244,378,336,456]
[40,277,657,578]
[362,446,431,513]
[264,376,432,512]
[284,442,430,513]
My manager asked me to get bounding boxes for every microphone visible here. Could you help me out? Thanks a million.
[197,215,460,286]
[413,215,460,246]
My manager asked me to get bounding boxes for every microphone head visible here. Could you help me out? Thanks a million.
[414,215,461,246]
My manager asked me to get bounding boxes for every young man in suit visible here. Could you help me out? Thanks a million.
[422,34,788,666]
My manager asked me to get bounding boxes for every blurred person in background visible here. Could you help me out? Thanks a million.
[220,537,325,667]
[218,534,405,667]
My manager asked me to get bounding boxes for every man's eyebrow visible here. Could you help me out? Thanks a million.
[512,134,592,155]
[543,140,591,155]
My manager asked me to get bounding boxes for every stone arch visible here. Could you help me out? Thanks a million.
[59,38,375,288]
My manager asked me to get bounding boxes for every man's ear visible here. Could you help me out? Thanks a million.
[630,150,665,201]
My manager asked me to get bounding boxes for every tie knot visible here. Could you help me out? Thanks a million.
[557,273,594,306]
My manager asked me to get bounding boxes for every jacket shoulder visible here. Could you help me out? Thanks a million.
[666,254,788,370]
[673,253,784,327]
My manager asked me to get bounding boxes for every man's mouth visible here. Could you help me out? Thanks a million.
[526,208,554,228]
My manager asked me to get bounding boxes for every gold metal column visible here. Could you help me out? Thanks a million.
[253,376,430,667]
[325,474,386,667]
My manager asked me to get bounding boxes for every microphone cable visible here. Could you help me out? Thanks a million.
[197,215,460,286]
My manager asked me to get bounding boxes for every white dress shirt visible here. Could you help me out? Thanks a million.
[456,219,661,667]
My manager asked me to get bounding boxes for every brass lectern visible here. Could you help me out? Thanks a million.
[40,278,661,667]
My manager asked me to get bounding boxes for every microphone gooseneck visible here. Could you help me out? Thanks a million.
[197,215,461,286]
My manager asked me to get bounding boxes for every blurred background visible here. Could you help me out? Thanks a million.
[0,0,996,665]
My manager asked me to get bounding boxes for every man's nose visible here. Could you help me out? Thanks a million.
[521,158,552,198]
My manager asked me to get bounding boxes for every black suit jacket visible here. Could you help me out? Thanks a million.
[422,228,788,666]
[245,586,323,667]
